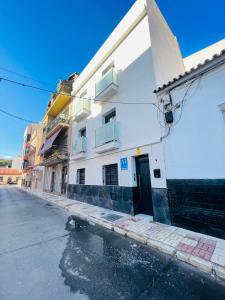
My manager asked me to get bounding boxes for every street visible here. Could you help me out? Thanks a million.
[0,187,224,300]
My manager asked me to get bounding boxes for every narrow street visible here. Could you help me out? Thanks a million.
[0,187,224,300]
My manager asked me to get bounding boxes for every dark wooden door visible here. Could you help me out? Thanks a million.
[61,166,67,194]
[135,155,153,215]
[50,171,55,193]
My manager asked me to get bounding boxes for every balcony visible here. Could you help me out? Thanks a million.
[94,120,119,153]
[94,68,118,103]
[72,137,87,160]
[57,80,73,94]
[46,79,73,117]
[42,150,68,167]
[46,107,69,137]
[74,98,91,122]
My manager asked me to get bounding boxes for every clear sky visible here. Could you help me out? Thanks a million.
[0,0,224,157]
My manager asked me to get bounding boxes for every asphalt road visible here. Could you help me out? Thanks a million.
[0,187,224,300]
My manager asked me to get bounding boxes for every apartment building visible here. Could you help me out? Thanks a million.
[67,0,184,224]
[22,123,44,190]
[40,73,78,195]
[154,49,225,239]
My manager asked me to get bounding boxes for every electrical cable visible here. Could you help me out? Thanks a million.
[0,75,157,105]
[0,66,54,88]
[0,108,39,123]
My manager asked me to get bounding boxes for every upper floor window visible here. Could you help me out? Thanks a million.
[104,110,116,124]
[26,134,31,142]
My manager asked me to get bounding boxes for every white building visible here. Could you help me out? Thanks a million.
[67,0,184,223]
[154,49,225,238]
[11,155,22,169]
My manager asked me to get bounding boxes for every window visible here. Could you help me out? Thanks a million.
[0,177,3,183]
[79,127,86,138]
[104,110,116,124]
[103,164,118,186]
[26,134,31,142]
[77,168,85,184]
[102,62,114,76]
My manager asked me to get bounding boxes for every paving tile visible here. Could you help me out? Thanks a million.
[211,253,225,267]
[189,255,213,273]
[214,265,225,280]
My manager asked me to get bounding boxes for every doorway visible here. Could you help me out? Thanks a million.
[135,155,153,215]
[50,171,55,193]
[61,166,67,194]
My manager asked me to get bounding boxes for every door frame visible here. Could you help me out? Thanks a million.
[134,154,153,216]
[50,171,55,193]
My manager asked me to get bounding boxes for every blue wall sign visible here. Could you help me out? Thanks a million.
[120,157,128,170]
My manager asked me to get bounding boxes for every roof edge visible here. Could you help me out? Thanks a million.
[154,49,225,94]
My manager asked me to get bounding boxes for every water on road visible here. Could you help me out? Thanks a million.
[0,187,224,300]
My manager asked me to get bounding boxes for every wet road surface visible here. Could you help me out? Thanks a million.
[0,187,225,300]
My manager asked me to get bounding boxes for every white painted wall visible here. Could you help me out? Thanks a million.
[160,64,225,179]
[68,0,185,190]
[44,164,63,193]
[69,143,166,189]
[69,13,170,189]
[146,0,185,88]
[12,155,22,169]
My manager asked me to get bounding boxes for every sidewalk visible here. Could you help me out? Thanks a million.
[20,187,225,281]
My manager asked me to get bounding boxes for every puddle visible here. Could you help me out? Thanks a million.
[59,216,225,300]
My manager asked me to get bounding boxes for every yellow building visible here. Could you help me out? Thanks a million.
[22,123,44,191]
[39,73,78,194]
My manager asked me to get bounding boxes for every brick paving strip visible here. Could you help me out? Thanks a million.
[20,187,225,281]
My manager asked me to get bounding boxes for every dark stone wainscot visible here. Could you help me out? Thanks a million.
[67,184,139,215]
[167,179,225,239]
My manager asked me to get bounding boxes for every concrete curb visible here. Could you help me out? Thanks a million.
[19,187,225,282]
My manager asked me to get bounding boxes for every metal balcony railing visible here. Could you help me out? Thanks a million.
[95,120,119,147]
[95,68,117,98]
[74,98,91,117]
[72,137,87,155]
[46,107,69,134]
[57,79,73,94]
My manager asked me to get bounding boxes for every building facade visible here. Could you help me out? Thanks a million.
[40,73,78,195]
[154,50,225,238]
[22,123,44,190]
[67,0,184,223]
[11,155,22,169]
[0,168,22,185]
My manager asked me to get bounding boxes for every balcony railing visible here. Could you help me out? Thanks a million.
[57,79,73,94]
[95,68,118,100]
[95,120,119,148]
[46,107,69,134]
[72,137,87,155]
[74,98,91,121]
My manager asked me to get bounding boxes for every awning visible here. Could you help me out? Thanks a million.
[39,129,61,155]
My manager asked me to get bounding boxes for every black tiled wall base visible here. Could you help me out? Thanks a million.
[67,184,136,215]
[167,179,225,239]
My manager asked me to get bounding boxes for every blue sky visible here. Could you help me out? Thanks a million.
[0,0,224,157]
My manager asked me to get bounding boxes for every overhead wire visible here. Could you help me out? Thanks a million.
[0,108,39,123]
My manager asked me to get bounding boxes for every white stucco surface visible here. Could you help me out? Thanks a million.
[161,63,225,179]
[69,0,181,190]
